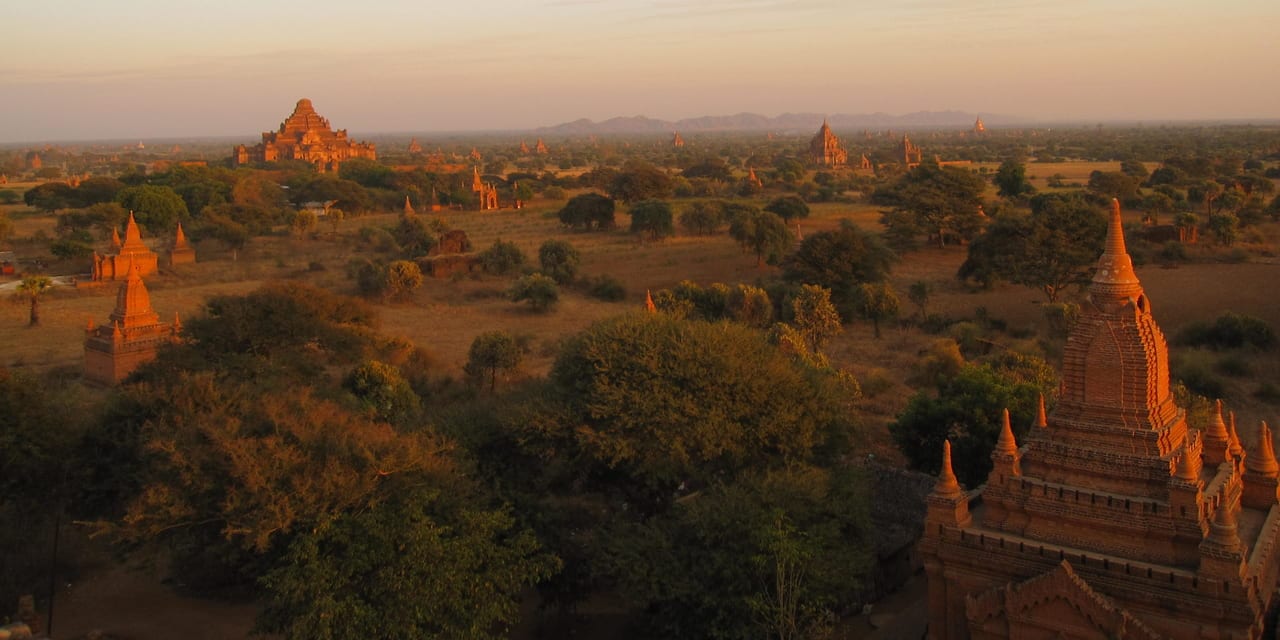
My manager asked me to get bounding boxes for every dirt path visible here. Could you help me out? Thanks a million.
[50,564,262,640]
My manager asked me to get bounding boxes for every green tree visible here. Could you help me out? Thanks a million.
[383,260,424,301]
[1206,212,1239,246]
[72,176,126,207]
[538,239,580,284]
[994,159,1034,198]
[338,158,395,189]
[764,195,810,222]
[890,361,1053,486]
[609,161,673,203]
[259,486,556,640]
[23,182,75,213]
[1087,171,1140,202]
[391,214,435,259]
[558,192,616,231]
[464,331,522,392]
[907,281,932,319]
[853,282,899,339]
[600,468,869,640]
[344,360,421,426]
[115,184,190,230]
[783,221,894,315]
[727,284,773,328]
[874,160,987,248]
[958,194,1107,302]
[290,209,317,237]
[15,276,52,327]
[478,239,528,276]
[629,200,675,241]
[791,285,842,354]
[0,190,19,205]
[537,313,856,509]
[510,273,559,312]
[679,201,725,235]
[730,211,793,267]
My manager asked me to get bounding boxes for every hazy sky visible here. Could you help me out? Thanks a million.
[3,0,1277,142]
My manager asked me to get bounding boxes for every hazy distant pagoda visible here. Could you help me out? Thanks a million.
[922,200,1280,639]
[233,98,375,172]
[808,119,848,167]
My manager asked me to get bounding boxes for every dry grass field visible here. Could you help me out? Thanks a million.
[4,184,1278,454]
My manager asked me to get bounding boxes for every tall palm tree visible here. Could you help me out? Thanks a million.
[16,275,52,327]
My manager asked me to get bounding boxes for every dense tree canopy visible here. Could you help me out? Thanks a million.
[958,193,1107,301]
[115,184,190,231]
[558,192,616,231]
[783,221,894,316]
[874,160,987,248]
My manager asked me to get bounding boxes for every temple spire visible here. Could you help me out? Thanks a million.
[1228,411,1244,460]
[123,211,144,247]
[1090,199,1142,298]
[645,290,656,313]
[1248,421,1279,477]
[1204,399,1232,464]
[934,440,962,497]
[994,408,1018,457]
[1204,499,1243,554]
[173,222,189,248]
[1034,393,1047,428]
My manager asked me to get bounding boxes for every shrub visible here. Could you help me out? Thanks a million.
[538,239,580,284]
[585,275,626,302]
[510,273,559,312]
[1177,312,1275,351]
[1171,354,1225,399]
[1215,354,1252,377]
[478,239,527,276]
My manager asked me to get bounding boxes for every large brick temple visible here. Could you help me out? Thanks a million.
[922,200,1280,639]
[233,98,375,172]
[808,119,848,168]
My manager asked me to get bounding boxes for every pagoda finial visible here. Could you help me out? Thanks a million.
[1090,199,1141,297]
[174,222,189,248]
[935,440,962,497]
[1204,399,1231,463]
[1034,393,1047,428]
[995,408,1018,457]
[1248,421,1279,478]
[111,226,122,249]
[1205,499,1243,553]
[1175,439,1202,483]
[1228,410,1244,459]
[645,289,656,313]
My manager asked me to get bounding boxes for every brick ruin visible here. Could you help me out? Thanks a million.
[232,98,375,172]
[922,200,1280,639]
[472,167,499,211]
[808,119,848,168]
[84,263,179,385]
[417,229,479,279]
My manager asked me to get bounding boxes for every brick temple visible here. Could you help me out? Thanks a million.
[84,263,179,385]
[92,212,158,281]
[922,200,1280,639]
[808,119,848,167]
[233,98,375,172]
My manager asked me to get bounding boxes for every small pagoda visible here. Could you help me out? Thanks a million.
[168,222,196,267]
[92,212,158,281]
[84,262,179,385]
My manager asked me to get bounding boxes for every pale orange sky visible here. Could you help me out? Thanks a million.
[2,0,1277,142]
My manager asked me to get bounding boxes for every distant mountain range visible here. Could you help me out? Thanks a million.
[535,111,1023,135]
